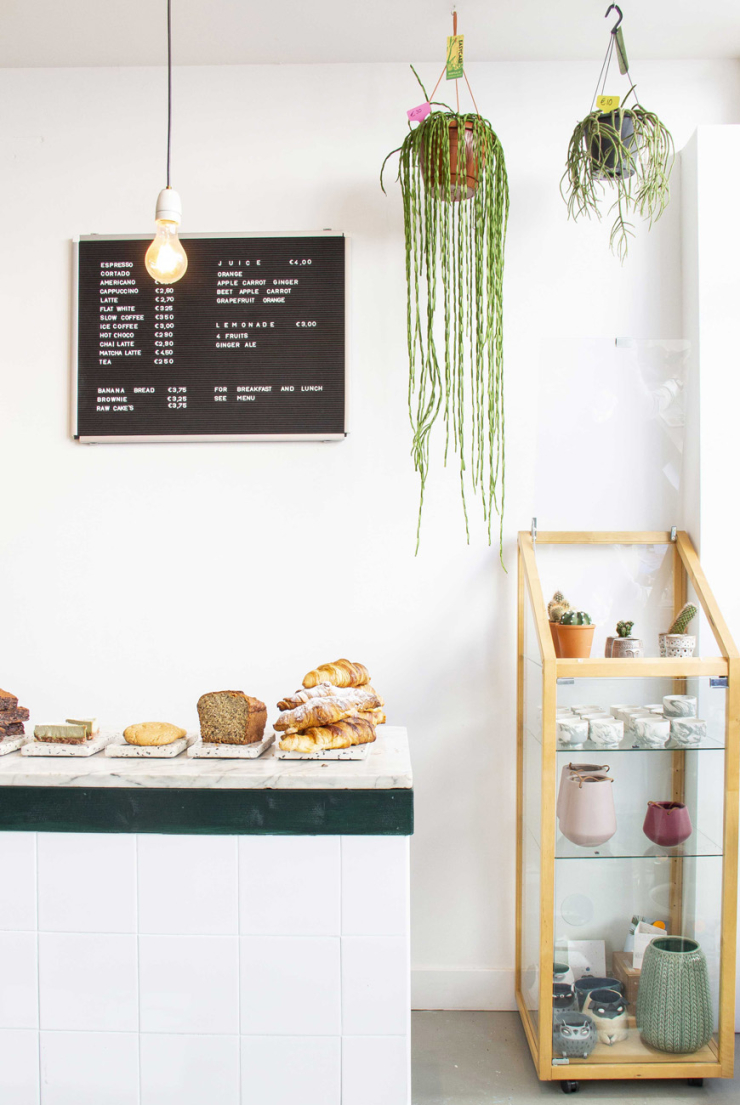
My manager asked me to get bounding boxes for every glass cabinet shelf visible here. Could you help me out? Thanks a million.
[517,529,739,1088]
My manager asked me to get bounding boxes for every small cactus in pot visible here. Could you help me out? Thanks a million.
[611,619,644,659]
[556,609,596,659]
[547,591,570,657]
[661,602,698,658]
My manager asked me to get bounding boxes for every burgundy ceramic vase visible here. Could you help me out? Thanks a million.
[643,801,692,847]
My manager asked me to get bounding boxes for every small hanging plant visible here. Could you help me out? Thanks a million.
[381,16,509,560]
[561,5,675,261]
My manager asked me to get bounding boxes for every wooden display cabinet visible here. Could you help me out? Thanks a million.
[516,529,739,1092]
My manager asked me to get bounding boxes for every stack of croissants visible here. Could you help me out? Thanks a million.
[276,659,386,752]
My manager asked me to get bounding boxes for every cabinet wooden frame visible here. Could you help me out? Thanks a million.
[515,529,739,1084]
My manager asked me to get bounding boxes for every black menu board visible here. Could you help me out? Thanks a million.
[74,233,347,442]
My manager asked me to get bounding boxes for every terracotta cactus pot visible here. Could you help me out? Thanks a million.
[420,119,480,202]
[556,623,595,659]
[549,622,562,657]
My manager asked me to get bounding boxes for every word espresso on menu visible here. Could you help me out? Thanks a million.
[76,234,346,439]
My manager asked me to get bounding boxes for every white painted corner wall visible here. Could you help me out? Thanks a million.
[1,59,740,1014]
[680,125,740,1031]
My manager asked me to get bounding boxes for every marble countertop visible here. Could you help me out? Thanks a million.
[0,726,412,791]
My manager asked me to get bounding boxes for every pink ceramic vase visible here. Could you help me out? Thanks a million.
[643,801,692,847]
[560,774,616,847]
[556,763,610,825]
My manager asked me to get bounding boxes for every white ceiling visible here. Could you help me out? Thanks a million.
[1,0,739,67]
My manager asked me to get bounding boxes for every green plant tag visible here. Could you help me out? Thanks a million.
[446,35,464,79]
[615,27,629,74]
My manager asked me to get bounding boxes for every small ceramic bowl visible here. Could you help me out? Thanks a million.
[632,716,671,749]
[663,695,698,719]
[571,706,603,716]
[557,719,589,749]
[669,717,707,748]
[588,718,625,749]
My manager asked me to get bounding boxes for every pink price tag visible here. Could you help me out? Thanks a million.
[407,102,431,123]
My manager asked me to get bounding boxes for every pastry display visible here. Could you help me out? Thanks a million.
[197,691,267,744]
[35,723,89,744]
[0,688,29,741]
[277,659,384,753]
[302,658,370,689]
[274,686,382,734]
[123,721,187,747]
[279,717,377,753]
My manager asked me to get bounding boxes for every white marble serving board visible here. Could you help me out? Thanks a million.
[105,732,198,758]
[0,733,30,756]
[275,731,373,760]
[22,731,115,757]
[187,732,274,759]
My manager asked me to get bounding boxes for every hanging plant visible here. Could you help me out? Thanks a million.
[561,5,674,261]
[381,17,509,560]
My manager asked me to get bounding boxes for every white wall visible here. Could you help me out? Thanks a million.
[1,60,739,1010]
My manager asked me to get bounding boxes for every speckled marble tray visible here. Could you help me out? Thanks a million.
[105,732,198,758]
[22,731,115,757]
[186,731,275,759]
[0,733,30,757]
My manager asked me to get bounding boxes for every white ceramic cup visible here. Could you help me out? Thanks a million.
[588,718,625,749]
[669,717,707,747]
[663,695,698,719]
[557,718,589,749]
[632,716,671,749]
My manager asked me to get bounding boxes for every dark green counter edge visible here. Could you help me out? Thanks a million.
[0,786,414,836]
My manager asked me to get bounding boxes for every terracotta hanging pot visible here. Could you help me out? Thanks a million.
[560,773,616,847]
[556,623,596,659]
[421,119,480,202]
[643,801,692,847]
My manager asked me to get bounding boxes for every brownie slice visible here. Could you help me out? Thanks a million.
[197,691,267,744]
[0,707,30,724]
[0,689,19,711]
[0,722,25,738]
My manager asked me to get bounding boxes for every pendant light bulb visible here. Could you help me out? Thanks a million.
[145,187,188,284]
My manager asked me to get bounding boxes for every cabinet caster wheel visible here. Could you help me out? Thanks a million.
[687,1078,703,1087]
[560,1082,580,1094]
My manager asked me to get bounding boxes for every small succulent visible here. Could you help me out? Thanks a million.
[668,603,698,635]
[560,610,592,626]
[616,620,635,638]
[548,590,571,624]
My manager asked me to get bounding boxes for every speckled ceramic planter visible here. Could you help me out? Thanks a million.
[637,937,713,1053]
[611,637,644,659]
[665,634,696,658]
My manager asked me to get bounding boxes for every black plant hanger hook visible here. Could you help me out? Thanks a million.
[605,4,623,33]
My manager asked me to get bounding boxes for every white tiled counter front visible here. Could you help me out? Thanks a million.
[0,729,412,1105]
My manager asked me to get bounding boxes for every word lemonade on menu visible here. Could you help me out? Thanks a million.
[78,234,346,438]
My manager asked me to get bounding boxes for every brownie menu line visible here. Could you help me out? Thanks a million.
[74,233,347,441]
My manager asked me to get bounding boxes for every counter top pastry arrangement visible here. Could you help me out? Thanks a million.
[276,658,386,753]
[197,691,268,745]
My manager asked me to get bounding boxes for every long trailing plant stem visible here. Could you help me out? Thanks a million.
[382,85,509,560]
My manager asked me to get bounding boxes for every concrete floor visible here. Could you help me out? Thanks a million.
[412,1012,740,1104]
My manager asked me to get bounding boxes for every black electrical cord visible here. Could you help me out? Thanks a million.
[166,0,172,188]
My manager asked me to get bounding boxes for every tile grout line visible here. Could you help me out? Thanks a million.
[135,834,142,1105]
[35,832,42,1105]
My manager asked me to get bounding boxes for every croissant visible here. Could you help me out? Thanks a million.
[274,687,381,733]
[358,707,386,725]
[277,682,383,711]
[279,717,376,752]
[302,658,371,689]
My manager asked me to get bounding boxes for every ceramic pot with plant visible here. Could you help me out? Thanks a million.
[561,7,674,262]
[381,15,508,556]
[547,591,570,657]
[660,602,697,657]
[557,611,595,659]
[643,801,692,847]
[610,619,643,658]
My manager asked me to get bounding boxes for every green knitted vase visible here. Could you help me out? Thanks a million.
[636,937,713,1053]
